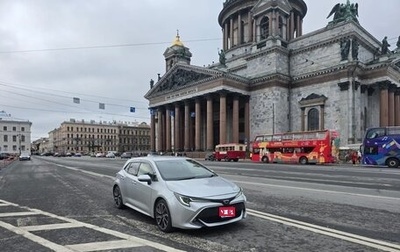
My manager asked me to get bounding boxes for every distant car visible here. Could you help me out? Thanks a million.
[19,153,31,161]
[106,152,115,158]
[0,153,11,160]
[120,152,133,159]
[205,152,216,161]
[95,153,105,158]
[113,156,246,232]
[74,153,82,157]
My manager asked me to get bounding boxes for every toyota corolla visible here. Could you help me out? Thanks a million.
[112,156,246,232]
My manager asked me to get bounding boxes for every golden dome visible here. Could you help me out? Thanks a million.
[171,31,184,47]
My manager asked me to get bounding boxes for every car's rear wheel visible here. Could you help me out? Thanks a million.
[299,156,308,165]
[113,186,124,209]
[386,158,399,168]
[155,199,174,232]
[261,156,269,163]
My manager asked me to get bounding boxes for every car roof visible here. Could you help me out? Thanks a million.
[127,156,192,162]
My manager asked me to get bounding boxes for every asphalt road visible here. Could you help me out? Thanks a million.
[0,156,399,252]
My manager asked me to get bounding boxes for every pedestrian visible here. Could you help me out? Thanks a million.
[351,150,358,165]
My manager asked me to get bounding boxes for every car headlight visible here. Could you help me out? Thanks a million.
[174,193,204,207]
[234,187,245,199]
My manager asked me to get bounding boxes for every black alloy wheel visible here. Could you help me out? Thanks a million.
[155,199,173,232]
[113,186,124,209]
[261,156,269,163]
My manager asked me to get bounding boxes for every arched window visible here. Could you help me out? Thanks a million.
[260,16,269,40]
[307,108,319,131]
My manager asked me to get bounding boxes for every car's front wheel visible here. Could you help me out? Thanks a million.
[113,186,124,209]
[155,199,174,232]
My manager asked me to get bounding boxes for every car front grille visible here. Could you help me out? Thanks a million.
[195,202,245,224]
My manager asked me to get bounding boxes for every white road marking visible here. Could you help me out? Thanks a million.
[66,240,142,251]
[21,222,84,231]
[0,211,39,217]
[0,219,75,252]
[234,180,400,201]
[248,209,400,252]
[0,199,185,252]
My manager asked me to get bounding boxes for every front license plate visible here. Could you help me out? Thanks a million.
[219,206,236,217]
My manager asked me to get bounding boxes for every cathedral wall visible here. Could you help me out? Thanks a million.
[290,81,350,145]
[367,92,380,129]
[249,86,289,141]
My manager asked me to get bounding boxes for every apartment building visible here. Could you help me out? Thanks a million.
[0,111,32,154]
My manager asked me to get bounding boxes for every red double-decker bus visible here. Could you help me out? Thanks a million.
[251,130,339,164]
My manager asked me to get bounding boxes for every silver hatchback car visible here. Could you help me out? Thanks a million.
[113,156,246,232]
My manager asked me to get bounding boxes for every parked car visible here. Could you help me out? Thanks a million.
[205,152,216,161]
[19,152,31,161]
[106,152,115,158]
[120,152,133,159]
[95,152,105,158]
[112,156,246,232]
[0,153,11,160]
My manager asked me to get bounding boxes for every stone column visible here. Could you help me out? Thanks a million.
[244,97,250,148]
[301,108,305,131]
[379,81,390,127]
[224,22,228,51]
[248,13,253,42]
[195,98,201,151]
[184,101,190,152]
[296,15,301,38]
[150,111,156,152]
[299,17,303,36]
[389,84,396,126]
[206,96,214,151]
[269,12,273,37]
[238,13,242,44]
[290,12,295,40]
[157,109,163,152]
[219,93,227,144]
[232,96,239,143]
[253,19,256,42]
[286,17,290,40]
[174,103,181,152]
[395,88,400,126]
[165,107,171,152]
[230,18,234,47]
[320,106,325,130]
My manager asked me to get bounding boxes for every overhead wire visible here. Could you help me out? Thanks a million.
[0,37,222,54]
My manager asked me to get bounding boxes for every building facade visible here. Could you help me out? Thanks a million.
[145,0,400,153]
[48,119,150,155]
[0,111,32,154]
[119,122,151,154]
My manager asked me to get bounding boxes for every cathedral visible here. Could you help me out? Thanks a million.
[144,0,400,154]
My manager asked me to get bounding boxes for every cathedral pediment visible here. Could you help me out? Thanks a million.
[145,64,220,98]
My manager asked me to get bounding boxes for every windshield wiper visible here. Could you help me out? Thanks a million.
[176,176,197,180]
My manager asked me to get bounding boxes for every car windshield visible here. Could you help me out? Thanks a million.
[155,159,216,181]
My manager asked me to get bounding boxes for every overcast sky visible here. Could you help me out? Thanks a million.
[0,0,398,141]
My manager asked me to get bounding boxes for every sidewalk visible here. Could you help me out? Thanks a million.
[0,158,15,169]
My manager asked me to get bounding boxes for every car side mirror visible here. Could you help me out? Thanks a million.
[138,174,152,185]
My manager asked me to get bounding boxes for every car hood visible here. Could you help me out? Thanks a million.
[166,176,240,198]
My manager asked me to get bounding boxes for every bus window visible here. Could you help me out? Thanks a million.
[388,128,400,135]
[364,146,378,155]
[366,128,385,139]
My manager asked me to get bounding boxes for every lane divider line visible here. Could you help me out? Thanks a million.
[248,209,400,252]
